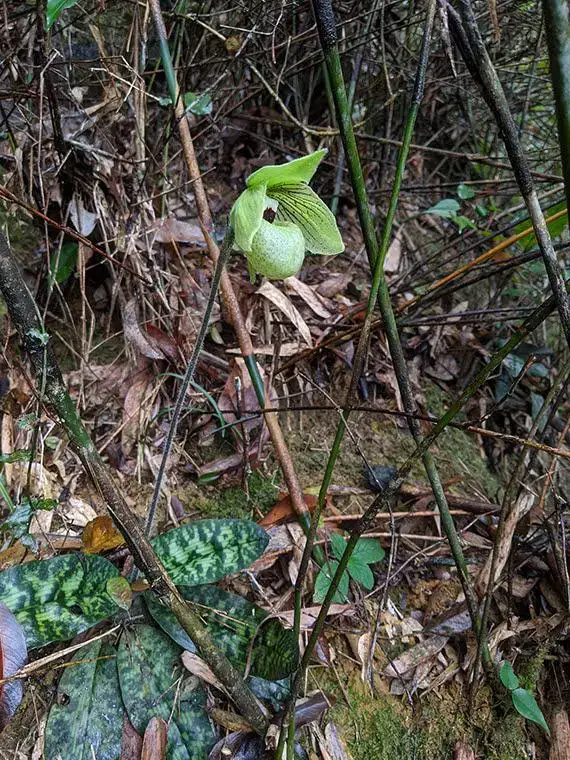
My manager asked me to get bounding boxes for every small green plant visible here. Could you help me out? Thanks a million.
[230,149,344,280]
[314,532,385,603]
[499,660,550,735]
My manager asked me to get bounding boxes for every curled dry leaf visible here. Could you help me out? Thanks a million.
[284,276,332,319]
[123,299,166,360]
[258,492,320,528]
[141,716,168,760]
[82,515,125,554]
[257,280,313,347]
[0,601,28,732]
[384,635,448,679]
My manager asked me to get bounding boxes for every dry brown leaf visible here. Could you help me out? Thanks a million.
[324,722,354,760]
[259,492,319,527]
[121,714,143,760]
[121,368,153,455]
[384,635,448,678]
[59,497,98,529]
[123,299,166,360]
[284,277,332,319]
[384,232,402,275]
[257,280,313,347]
[141,717,168,760]
[82,515,125,553]
[145,217,205,245]
[276,604,353,630]
[181,652,224,691]
[316,273,351,298]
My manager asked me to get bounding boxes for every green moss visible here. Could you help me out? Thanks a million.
[318,673,530,760]
[197,471,279,520]
[424,382,501,499]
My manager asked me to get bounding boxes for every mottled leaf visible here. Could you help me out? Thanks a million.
[145,585,297,681]
[106,577,133,611]
[0,554,120,648]
[0,602,27,732]
[44,640,124,760]
[118,625,215,760]
[151,519,269,586]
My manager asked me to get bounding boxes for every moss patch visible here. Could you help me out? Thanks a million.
[195,470,279,520]
[324,675,530,760]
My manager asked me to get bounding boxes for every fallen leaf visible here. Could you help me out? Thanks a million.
[123,299,166,360]
[122,367,153,456]
[384,232,402,275]
[70,193,98,236]
[0,601,28,732]
[141,717,168,760]
[145,217,205,245]
[257,280,313,347]
[181,652,224,691]
[121,714,143,760]
[284,277,332,319]
[258,492,319,527]
[324,722,353,760]
[384,635,448,678]
[316,273,351,298]
[82,515,125,553]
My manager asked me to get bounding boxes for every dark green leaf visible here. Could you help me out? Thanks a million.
[351,538,385,565]
[313,561,349,604]
[50,241,78,284]
[117,625,215,760]
[511,687,550,734]
[346,559,374,590]
[151,519,269,586]
[44,640,124,760]
[457,183,476,200]
[329,532,347,562]
[0,554,120,648]
[46,0,79,29]
[499,660,520,691]
[145,585,298,680]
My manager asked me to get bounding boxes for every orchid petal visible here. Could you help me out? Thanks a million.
[268,183,344,255]
[246,149,327,189]
[230,184,266,252]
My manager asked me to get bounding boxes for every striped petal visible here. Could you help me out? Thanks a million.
[268,183,344,256]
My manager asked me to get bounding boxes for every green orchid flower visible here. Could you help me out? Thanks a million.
[230,149,344,280]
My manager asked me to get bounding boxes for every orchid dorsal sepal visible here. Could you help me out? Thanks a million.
[246,149,328,189]
[229,149,345,280]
